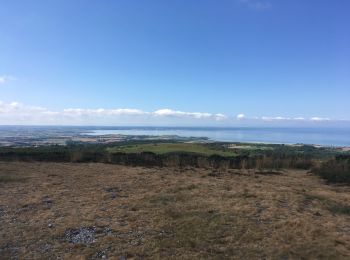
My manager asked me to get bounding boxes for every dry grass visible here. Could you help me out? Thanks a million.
[0,172,27,183]
[0,162,350,259]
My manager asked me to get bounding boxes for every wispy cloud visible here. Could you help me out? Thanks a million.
[238,0,272,10]
[0,75,16,84]
[261,116,332,122]
[310,117,330,122]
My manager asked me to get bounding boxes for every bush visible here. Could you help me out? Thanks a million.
[313,155,350,184]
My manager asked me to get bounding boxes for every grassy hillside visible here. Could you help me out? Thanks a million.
[1,162,350,259]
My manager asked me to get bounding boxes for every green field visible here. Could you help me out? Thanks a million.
[107,143,237,157]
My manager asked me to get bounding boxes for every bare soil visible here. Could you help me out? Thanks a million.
[0,162,350,259]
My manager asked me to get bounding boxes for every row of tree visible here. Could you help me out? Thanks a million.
[0,143,319,170]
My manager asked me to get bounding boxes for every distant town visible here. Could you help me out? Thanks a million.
[0,126,207,147]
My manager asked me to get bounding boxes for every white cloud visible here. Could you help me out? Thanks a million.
[310,117,330,122]
[236,113,246,120]
[0,101,343,125]
[214,113,228,121]
[62,108,147,117]
[238,0,271,10]
[152,109,226,120]
[261,116,333,122]
[59,108,225,120]
[0,101,52,115]
[0,101,229,124]
[262,116,291,121]
[0,75,16,84]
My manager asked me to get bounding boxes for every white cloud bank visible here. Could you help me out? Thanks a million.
[153,109,227,120]
[0,101,228,125]
[0,101,343,125]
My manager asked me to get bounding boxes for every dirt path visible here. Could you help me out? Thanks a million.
[0,162,350,259]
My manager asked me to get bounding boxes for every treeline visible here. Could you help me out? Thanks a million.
[0,143,321,170]
[107,152,316,170]
[313,155,350,184]
[0,144,107,163]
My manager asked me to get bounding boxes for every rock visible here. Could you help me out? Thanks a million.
[64,226,96,244]
[314,211,322,216]
[96,249,108,259]
[42,196,53,209]
[0,206,5,218]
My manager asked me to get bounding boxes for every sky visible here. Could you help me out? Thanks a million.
[0,0,349,126]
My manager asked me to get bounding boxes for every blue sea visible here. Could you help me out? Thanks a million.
[86,127,350,147]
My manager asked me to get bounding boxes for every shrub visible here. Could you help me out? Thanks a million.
[313,155,350,184]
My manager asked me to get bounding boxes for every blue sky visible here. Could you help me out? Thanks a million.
[0,0,349,126]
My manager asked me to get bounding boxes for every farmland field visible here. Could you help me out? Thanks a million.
[107,143,237,157]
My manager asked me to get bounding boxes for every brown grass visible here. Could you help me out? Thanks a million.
[0,162,350,259]
[0,171,26,183]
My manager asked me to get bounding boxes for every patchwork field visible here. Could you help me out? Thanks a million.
[107,143,237,157]
[1,162,350,259]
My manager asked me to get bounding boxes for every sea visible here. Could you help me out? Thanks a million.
[86,127,350,147]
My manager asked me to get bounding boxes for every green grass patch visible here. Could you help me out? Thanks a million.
[305,194,350,215]
[149,193,187,206]
[328,204,350,215]
[107,143,237,157]
[155,204,232,249]
[227,144,274,151]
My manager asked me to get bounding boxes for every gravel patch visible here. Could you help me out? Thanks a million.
[64,227,96,244]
